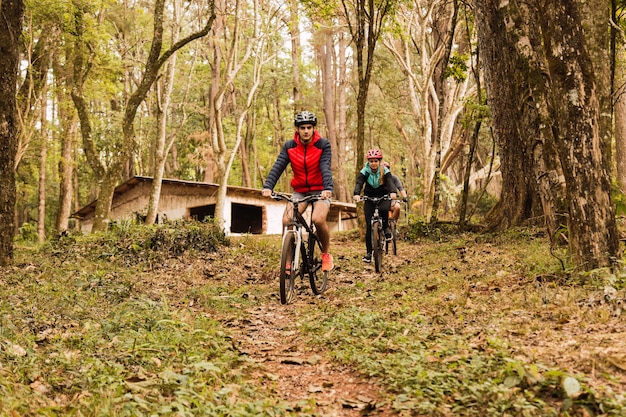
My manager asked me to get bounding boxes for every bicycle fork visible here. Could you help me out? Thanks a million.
[282,227,301,271]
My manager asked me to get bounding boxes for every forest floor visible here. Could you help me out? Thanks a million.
[131,227,626,416]
[2,224,626,416]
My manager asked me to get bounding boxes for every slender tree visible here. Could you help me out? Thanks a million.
[429,0,459,223]
[341,0,396,175]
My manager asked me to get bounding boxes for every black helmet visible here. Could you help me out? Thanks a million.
[294,110,317,127]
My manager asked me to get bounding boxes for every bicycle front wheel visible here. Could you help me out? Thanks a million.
[308,235,328,295]
[280,233,297,304]
[390,220,397,256]
[372,220,383,273]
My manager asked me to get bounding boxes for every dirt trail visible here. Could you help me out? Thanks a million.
[221,235,403,416]
[226,299,393,416]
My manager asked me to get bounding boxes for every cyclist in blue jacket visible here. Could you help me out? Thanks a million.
[353,148,396,263]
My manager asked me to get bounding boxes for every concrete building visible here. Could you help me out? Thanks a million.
[72,176,357,235]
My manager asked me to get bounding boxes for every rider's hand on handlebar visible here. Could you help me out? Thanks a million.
[390,192,397,200]
[321,190,332,199]
[262,188,272,197]
[353,195,360,202]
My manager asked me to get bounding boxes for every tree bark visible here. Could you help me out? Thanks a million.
[55,50,78,234]
[38,92,48,243]
[614,27,626,192]
[430,0,458,223]
[0,0,24,265]
[474,0,563,234]
[537,0,619,269]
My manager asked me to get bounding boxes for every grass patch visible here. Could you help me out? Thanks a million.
[0,222,291,416]
[299,231,626,416]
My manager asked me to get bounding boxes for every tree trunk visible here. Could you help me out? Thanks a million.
[474,0,560,232]
[580,0,612,169]
[38,92,48,243]
[336,27,350,202]
[614,39,626,192]
[430,0,458,223]
[290,0,302,111]
[320,29,340,198]
[537,0,619,269]
[56,97,77,234]
[147,0,183,225]
[146,51,178,225]
[0,0,23,265]
[54,45,77,233]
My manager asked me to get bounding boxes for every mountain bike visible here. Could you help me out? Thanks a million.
[362,195,391,273]
[271,193,329,304]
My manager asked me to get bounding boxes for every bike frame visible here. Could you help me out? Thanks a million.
[282,197,318,272]
[272,192,328,303]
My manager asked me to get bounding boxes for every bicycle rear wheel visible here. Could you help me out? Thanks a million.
[372,220,383,273]
[308,234,328,295]
[280,233,297,304]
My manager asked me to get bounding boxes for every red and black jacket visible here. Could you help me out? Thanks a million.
[263,131,334,193]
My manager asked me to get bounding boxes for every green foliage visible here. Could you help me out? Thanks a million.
[463,190,498,220]
[3,228,626,415]
[446,53,469,82]
[16,222,38,243]
[403,215,459,241]
[303,305,611,416]
[49,220,229,266]
[297,231,625,416]
[611,182,626,216]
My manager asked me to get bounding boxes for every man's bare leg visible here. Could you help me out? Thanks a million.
[311,202,330,253]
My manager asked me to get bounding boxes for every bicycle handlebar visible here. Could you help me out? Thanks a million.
[271,192,321,204]
[360,195,391,203]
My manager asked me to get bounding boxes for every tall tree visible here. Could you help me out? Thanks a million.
[54,48,78,233]
[474,0,564,236]
[384,0,472,218]
[146,0,190,225]
[613,1,626,193]
[37,89,48,242]
[537,0,619,268]
[429,0,459,223]
[475,0,619,269]
[0,0,25,265]
[341,0,396,175]
[208,0,278,225]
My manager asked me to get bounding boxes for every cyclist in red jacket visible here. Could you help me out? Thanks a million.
[262,111,334,271]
